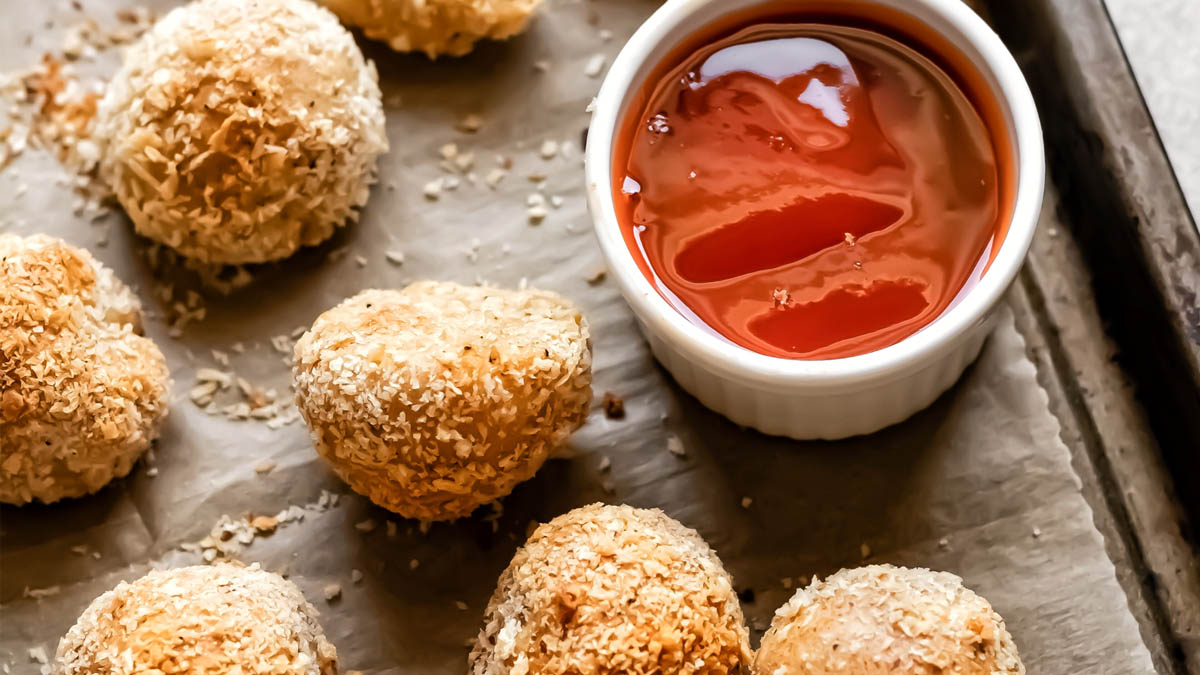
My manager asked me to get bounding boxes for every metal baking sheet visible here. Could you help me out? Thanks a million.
[0,0,1161,672]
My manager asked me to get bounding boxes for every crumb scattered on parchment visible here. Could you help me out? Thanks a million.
[601,392,625,419]
[0,8,156,228]
[584,267,607,285]
[860,542,871,559]
[457,113,483,133]
[180,490,341,563]
[1032,526,1042,538]
[597,455,611,472]
[938,537,950,550]
[23,585,61,600]
[250,515,278,533]
[354,519,377,534]
[323,583,342,602]
[385,250,405,266]
[254,461,276,475]
[351,569,364,584]
[455,600,469,611]
[485,167,507,189]
[667,435,686,457]
[189,365,300,429]
[584,53,606,78]
[740,497,753,509]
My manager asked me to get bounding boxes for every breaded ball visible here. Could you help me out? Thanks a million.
[321,0,543,58]
[1,234,169,505]
[470,503,753,675]
[755,564,1024,675]
[96,0,389,264]
[54,563,337,674]
[292,281,592,521]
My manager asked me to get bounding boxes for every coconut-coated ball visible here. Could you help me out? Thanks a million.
[1,234,169,505]
[292,281,592,521]
[470,503,753,675]
[755,564,1024,675]
[54,563,337,674]
[96,0,388,264]
[321,0,543,58]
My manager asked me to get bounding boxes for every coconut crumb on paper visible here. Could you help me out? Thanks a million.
[584,267,607,285]
[584,53,606,78]
[601,392,625,419]
[458,113,483,133]
[667,435,686,457]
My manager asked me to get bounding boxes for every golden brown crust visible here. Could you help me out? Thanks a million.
[96,0,388,264]
[470,503,753,675]
[754,564,1024,675]
[321,0,543,57]
[292,281,592,521]
[0,233,169,505]
[54,563,338,675]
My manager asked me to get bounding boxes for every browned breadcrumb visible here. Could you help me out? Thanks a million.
[0,234,169,505]
[96,0,388,264]
[293,281,592,521]
[601,391,625,419]
[470,503,752,675]
[755,564,1024,675]
[54,563,337,674]
[321,0,543,58]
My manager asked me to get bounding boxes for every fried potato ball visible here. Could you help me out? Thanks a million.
[470,503,753,675]
[292,281,592,521]
[96,0,388,264]
[755,564,1024,675]
[55,563,337,675]
[321,0,543,57]
[1,234,169,505]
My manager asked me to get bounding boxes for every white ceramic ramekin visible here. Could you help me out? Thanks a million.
[585,0,1044,439]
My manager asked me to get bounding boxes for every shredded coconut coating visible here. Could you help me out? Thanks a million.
[54,563,338,675]
[321,0,543,58]
[96,0,388,264]
[755,564,1024,675]
[292,281,592,521]
[1,234,169,505]
[470,503,753,675]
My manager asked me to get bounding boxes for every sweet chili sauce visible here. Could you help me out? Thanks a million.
[614,9,1012,360]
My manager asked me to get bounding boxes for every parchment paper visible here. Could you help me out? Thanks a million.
[0,0,1159,672]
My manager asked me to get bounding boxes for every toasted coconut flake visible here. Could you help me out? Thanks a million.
[322,0,544,58]
[0,234,170,505]
[292,281,592,521]
[95,0,388,264]
[755,564,1025,675]
[469,503,752,674]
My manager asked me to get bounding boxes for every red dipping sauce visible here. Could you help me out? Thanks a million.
[615,15,1011,359]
